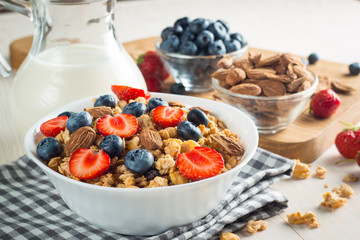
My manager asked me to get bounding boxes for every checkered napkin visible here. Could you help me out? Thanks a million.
[0,148,295,240]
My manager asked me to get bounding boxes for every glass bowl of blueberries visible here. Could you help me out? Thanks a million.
[155,17,248,93]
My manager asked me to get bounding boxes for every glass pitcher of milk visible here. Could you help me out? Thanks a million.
[0,0,147,141]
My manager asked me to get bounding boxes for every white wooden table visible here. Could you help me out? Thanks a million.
[1,0,359,239]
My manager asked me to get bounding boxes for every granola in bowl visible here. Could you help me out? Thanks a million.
[35,85,246,188]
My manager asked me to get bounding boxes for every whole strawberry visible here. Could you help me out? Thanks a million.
[137,51,169,81]
[310,89,341,118]
[335,122,360,159]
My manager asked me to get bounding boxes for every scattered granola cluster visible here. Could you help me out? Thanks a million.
[343,173,358,183]
[315,165,327,179]
[292,159,311,179]
[219,232,240,240]
[287,211,321,229]
[246,220,268,234]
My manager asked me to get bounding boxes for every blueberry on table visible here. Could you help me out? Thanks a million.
[122,101,147,117]
[125,149,154,174]
[170,83,186,95]
[147,97,168,112]
[187,108,209,126]
[207,22,227,40]
[160,34,180,53]
[216,19,230,32]
[36,137,61,161]
[208,39,226,55]
[349,62,360,75]
[177,121,202,141]
[66,111,92,133]
[58,111,75,118]
[99,135,123,158]
[196,30,215,48]
[189,18,210,34]
[179,41,198,55]
[94,94,116,108]
[174,16,191,29]
[224,39,241,53]
[308,53,319,64]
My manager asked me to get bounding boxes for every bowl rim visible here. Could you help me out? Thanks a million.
[154,37,249,60]
[212,71,319,101]
[25,92,258,193]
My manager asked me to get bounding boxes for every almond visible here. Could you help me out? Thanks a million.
[189,106,211,114]
[65,126,96,156]
[318,76,332,91]
[226,68,246,86]
[248,51,262,65]
[331,79,357,94]
[230,83,262,96]
[287,77,307,93]
[168,101,185,108]
[246,68,276,80]
[139,128,163,150]
[217,56,233,69]
[280,53,305,67]
[297,80,312,92]
[261,80,286,96]
[233,58,254,71]
[255,54,280,68]
[86,106,113,119]
[264,73,294,83]
[212,69,231,81]
[293,65,314,82]
[209,134,244,156]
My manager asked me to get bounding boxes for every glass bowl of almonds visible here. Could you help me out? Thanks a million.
[212,52,319,134]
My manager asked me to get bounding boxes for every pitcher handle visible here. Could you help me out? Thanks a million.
[0,0,31,77]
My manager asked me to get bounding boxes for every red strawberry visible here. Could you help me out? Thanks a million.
[310,89,341,118]
[145,77,162,92]
[111,85,151,102]
[137,51,169,81]
[176,147,224,181]
[69,148,110,180]
[40,115,68,137]
[335,122,360,159]
[96,114,138,138]
[152,106,184,128]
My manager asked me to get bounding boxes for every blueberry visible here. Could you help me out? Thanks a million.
[147,97,168,112]
[125,149,154,174]
[308,53,319,65]
[179,41,198,55]
[122,101,147,117]
[66,111,92,133]
[187,108,209,126]
[173,24,183,36]
[144,169,160,181]
[174,17,191,29]
[170,83,186,95]
[180,29,196,42]
[94,94,116,108]
[36,137,61,161]
[230,33,247,46]
[58,111,75,118]
[207,39,226,55]
[177,121,201,141]
[189,18,210,34]
[207,22,227,40]
[196,30,215,48]
[99,135,123,158]
[349,62,360,75]
[216,19,230,32]
[224,39,241,53]
[161,26,174,40]
[160,34,180,53]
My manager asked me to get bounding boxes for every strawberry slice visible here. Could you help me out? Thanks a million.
[40,115,68,137]
[69,148,110,180]
[152,106,184,128]
[176,147,224,181]
[111,85,151,102]
[96,114,138,138]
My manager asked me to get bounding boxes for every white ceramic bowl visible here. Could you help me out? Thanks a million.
[25,92,258,236]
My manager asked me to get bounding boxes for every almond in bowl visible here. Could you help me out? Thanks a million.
[212,51,319,134]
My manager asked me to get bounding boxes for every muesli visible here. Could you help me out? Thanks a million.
[35,85,245,188]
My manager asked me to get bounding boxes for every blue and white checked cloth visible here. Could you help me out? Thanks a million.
[0,148,295,239]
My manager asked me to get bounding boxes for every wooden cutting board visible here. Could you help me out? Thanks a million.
[10,36,360,163]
